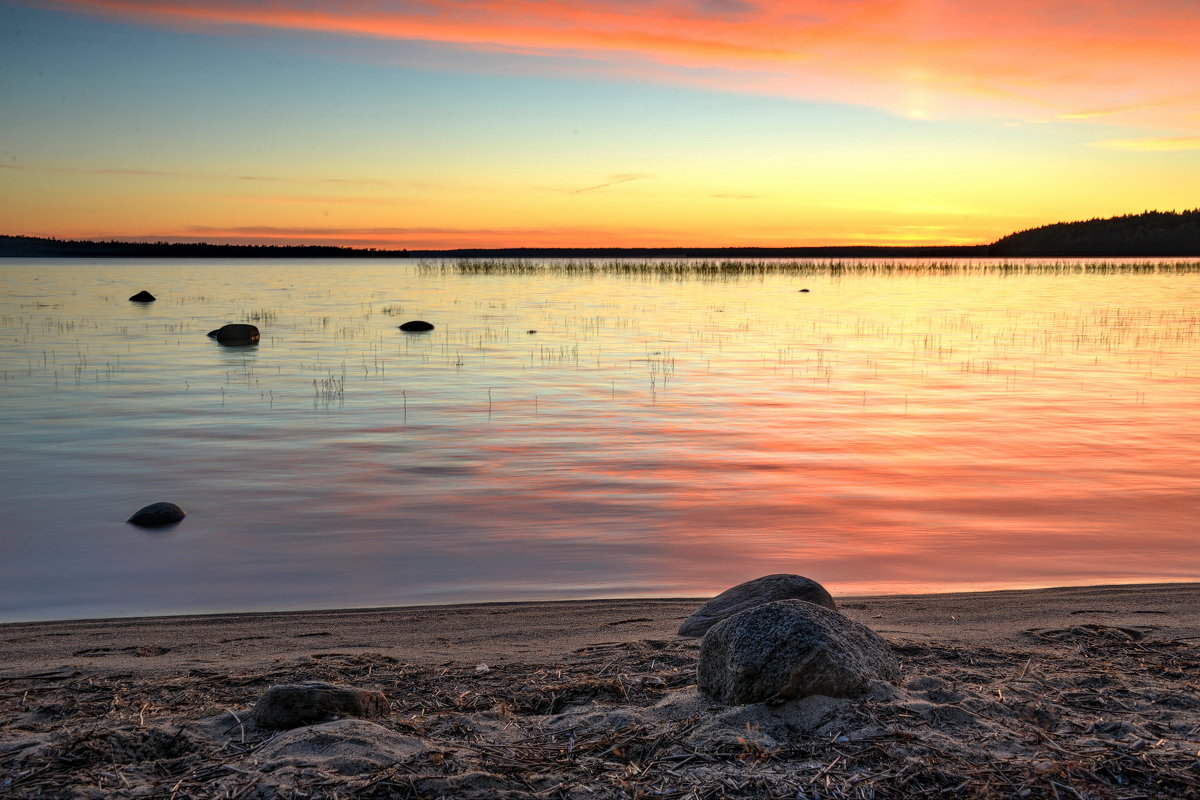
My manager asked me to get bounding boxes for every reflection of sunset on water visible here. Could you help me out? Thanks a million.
[0,259,1197,620]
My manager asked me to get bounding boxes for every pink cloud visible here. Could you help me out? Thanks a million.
[40,0,1200,132]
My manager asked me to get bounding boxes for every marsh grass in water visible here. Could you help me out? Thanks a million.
[425,257,1200,279]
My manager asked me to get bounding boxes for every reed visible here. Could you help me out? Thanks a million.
[313,375,345,406]
[416,257,1200,279]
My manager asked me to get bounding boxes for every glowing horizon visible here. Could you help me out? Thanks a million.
[2,0,1197,248]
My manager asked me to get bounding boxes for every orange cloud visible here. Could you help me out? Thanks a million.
[55,215,995,249]
[42,0,1200,132]
[109,224,695,249]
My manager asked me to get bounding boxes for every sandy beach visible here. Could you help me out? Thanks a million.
[2,583,1198,798]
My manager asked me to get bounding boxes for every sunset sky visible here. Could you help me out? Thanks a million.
[2,0,1198,249]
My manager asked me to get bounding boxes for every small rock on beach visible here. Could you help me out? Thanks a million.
[398,320,435,332]
[128,290,156,302]
[697,598,898,705]
[678,573,837,637]
[251,683,388,729]
[126,502,186,528]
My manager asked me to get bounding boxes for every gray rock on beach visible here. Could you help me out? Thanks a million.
[678,574,837,637]
[254,719,425,774]
[207,323,260,345]
[127,502,186,528]
[251,683,389,729]
[128,290,156,302]
[398,320,435,332]
[698,599,899,705]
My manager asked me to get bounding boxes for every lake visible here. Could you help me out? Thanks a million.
[1,257,1198,622]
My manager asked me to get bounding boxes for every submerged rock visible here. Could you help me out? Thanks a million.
[398,320,435,332]
[697,599,898,705]
[251,683,388,729]
[127,502,186,528]
[207,323,260,345]
[679,574,837,637]
[128,290,156,302]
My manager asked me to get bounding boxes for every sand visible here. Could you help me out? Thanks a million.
[1,583,1197,798]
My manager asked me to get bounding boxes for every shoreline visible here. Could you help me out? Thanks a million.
[5,581,1198,662]
[6,578,1197,630]
[3,582,1198,798]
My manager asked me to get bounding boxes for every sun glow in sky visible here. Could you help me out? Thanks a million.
[1,0,1198,248]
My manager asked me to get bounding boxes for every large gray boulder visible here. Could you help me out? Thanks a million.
[207,323,260,345]
[697,599,898,705]
[679,574,836,637]
[251,683,388,729]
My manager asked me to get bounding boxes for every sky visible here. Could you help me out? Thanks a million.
[1,0,1198,249]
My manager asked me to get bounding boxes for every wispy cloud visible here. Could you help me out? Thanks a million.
[1,162,394,186]
[1087,136,1200,152]
[38,0,1200,131]
[569,173,653,195]
[205,194,412,206]
[123,223,686,248]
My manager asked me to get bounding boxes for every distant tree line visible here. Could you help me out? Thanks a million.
[0,236,409,258]
[987,209,1200,257]
[2,210,1198,258]
[0,235,987,259]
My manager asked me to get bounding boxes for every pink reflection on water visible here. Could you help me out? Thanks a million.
[1,260,1199,620]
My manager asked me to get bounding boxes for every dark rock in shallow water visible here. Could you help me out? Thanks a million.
[252,683,389,729]
[127,502,186,528]
[679,574,837,637]
[697,599,898,705]
[398,320,434,332]
[207,323,260,345]
[128,290,156,302]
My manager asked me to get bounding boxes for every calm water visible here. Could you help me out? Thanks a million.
[2,258,1198,622]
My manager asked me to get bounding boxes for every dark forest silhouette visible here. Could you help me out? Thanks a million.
[2,210,1197,258]
[988,209,1200,257]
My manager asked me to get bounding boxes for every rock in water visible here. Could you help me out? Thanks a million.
[127,502,186,528]
[697,599,899,705]
[251,683,389,729]
[207,323,260,345]
[398,320,434,332]
[678,574,837,637]
[128,290,156,302]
